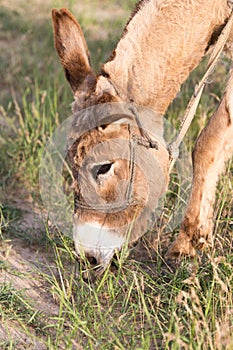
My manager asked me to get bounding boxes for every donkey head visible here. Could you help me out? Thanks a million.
[52,8,170,276]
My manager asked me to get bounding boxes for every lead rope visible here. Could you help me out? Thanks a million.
[168,5,233,172]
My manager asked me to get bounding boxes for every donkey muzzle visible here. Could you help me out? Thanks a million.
[73,222,126,273]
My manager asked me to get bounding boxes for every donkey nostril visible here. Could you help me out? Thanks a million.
[76,253,99,267]
[86,256,98,266]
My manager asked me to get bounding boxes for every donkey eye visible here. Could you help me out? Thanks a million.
[92,162,113,180]
[98,124,108,131]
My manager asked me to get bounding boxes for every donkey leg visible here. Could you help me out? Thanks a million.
[167,73,233,259]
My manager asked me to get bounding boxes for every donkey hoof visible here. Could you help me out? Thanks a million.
[166,232,196,261]
[165,238,197,273]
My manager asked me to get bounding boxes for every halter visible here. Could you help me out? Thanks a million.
[69,103,167,213]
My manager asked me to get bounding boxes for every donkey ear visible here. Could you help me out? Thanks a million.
[52,8,96,92]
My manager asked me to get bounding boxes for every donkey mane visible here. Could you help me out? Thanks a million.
[122,0,150,38]
[103,0,151,64]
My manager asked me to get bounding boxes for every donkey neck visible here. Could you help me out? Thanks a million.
[101,0,230,115]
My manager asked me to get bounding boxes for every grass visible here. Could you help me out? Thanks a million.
[0,0,233,349]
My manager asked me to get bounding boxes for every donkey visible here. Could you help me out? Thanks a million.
[52,0,233,275]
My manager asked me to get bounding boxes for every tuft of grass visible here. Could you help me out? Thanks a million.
[0,83,70,190]
[0,282,48,350]
[0,283,45,331]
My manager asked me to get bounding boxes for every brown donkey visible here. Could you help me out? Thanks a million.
[52,0,233,275]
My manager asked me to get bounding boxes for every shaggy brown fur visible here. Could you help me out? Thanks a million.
[52,0,233,266]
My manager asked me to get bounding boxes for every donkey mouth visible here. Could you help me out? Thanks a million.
[77,253,119,282]
[73,222,126,278]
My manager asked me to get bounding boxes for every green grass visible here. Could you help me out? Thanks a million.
[2,244,232,349]
[0,0,233,349]
[0,282,45,330]
[0,282,47,349]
